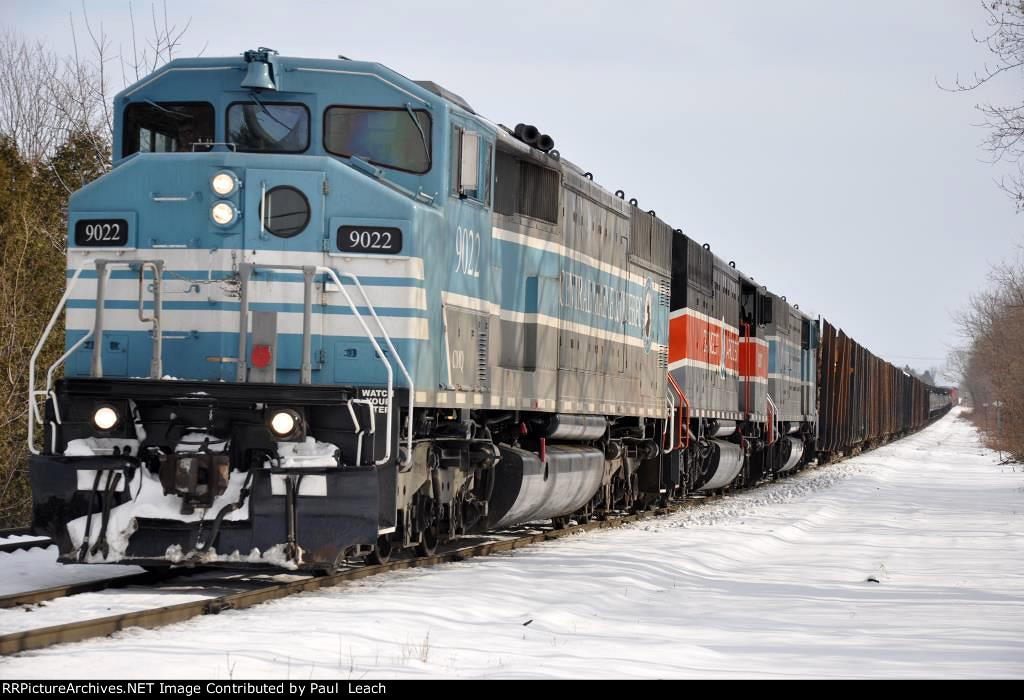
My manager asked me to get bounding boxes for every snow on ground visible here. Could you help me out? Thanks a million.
[1,408,1021,678]
[0,534,45,544]
[0,546,142,596]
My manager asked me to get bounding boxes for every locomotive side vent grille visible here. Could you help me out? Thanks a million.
[477,319,490,389]
[658,345,668,369]
[518,160,559,223]
[659,279,671,308]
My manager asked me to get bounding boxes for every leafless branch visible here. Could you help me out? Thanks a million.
[942,1,1024,210]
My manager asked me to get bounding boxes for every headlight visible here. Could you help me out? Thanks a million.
[211,201,238,226]
[269,409,299,438]
[93,406,120,431]
[211,171,237,196]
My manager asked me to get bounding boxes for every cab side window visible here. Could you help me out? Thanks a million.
[451,125,492,204]
[123,102,214,156]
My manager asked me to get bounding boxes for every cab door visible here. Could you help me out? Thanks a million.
[442,125,494,392]
[242,169,327,378]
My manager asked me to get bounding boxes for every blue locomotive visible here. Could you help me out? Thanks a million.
[26,49,950,570]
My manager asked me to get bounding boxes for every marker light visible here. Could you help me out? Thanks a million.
[211,201,237,226]
[270,410,298,438]
[211,171,237,196]
[93,406,119,431]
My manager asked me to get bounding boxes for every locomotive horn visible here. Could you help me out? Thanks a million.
[514,123,540,146]
[537,134,555,152]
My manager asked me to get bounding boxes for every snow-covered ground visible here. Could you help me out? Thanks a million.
[0,546,143,596]
[1,408,1021,678]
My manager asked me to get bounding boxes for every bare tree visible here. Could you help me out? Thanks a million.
[0,1,196,175]
[0,33,64,164]
[950,249,1024,459]
[948,1,1024,210]
[121,0,196,83]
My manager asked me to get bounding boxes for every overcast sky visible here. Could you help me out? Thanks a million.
[5,0,1020,377]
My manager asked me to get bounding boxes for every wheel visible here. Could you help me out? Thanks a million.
[415,522,439,557]
[365,535,393,565]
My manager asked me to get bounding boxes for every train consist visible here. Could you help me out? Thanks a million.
[26,50,954,571]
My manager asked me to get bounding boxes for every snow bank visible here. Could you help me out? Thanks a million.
[3,410,1021,678]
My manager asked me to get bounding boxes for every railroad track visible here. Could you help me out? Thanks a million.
[0,493,728,656]
[0,568,218,610]
[0,528,54,555]
[0,438,902,657]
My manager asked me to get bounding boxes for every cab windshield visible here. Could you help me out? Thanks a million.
[227,102,309,153]
[324,106,432,173]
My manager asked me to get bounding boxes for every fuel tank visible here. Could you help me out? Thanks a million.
[542,414,608,441]
[778,436,805,473]
[487,445,605,528]
[697,440,744,491]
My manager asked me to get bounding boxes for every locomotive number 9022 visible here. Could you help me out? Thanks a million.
[74,218,129,247]
[336,225,402,254]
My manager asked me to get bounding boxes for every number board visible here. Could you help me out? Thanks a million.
[75,219,129,247]
[336,225,402,255]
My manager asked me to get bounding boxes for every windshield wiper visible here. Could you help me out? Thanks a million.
[144,100,193,121]
[248,91,292,132]
[404,103,431,168]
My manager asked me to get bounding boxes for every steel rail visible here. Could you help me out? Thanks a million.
[0,569,215,610]
[0,528,33,538]
[0,538,53,556]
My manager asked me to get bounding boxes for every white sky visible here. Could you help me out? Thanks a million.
[5,0,1020,378]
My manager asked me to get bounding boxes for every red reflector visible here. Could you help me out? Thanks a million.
[251,344,273,369]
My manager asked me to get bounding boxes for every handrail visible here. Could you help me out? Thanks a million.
[663,392,676,452]
[236,263,317,385]
[766,393,780,445]
[741,321,751,416]
[46,331,93,397]
[137,261,163,379]
[338,271,414,468]
[236,262,396,466]
[316,267,396,466]
[92,259,165,379]
[667,372,689,449]
[28,268,85,454]
[30,260,167,454]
